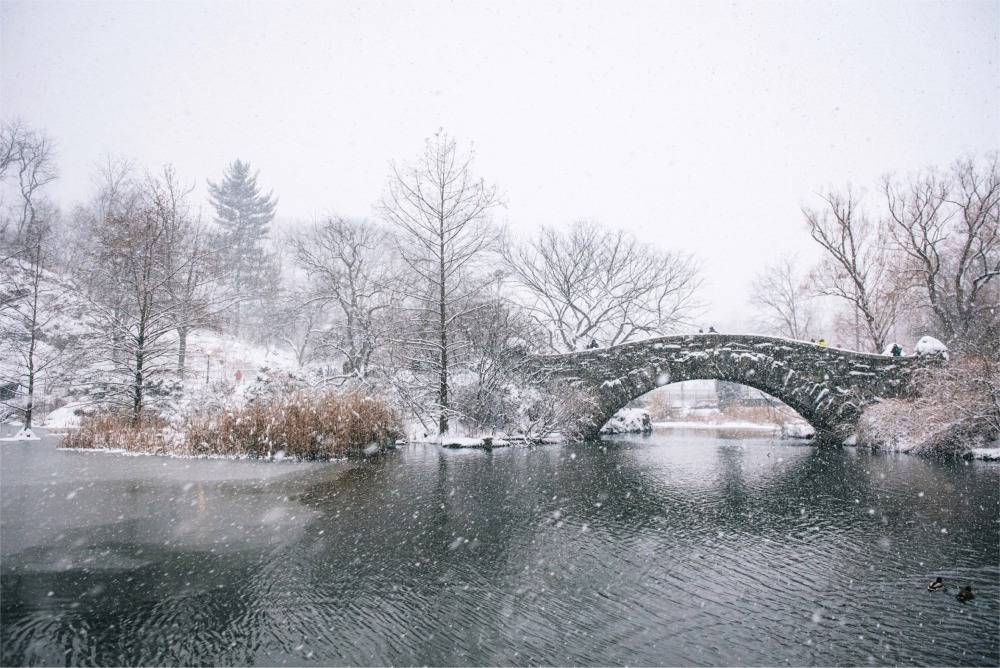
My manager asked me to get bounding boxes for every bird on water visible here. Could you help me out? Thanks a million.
[956,586,975,601]
[927,577,944,591]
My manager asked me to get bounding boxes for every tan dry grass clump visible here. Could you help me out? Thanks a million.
[185,391,402,459]
[64,392,402,460]
[62,413,175,453]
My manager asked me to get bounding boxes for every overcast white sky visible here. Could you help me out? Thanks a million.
[2,0,997,328]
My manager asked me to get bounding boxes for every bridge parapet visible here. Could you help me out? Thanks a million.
[525,334,931,442]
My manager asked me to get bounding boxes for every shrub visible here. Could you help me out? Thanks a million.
[856,355,1000,455]
[506,381,600,441]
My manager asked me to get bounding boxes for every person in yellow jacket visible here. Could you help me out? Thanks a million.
[818,339,828,347]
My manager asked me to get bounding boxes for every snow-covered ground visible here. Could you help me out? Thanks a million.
[27,331,304,430]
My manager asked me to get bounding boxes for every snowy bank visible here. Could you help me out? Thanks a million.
[0,426,41,441]
[439,435,511,449]
[971,448,1000,461]
[781,422,816,439]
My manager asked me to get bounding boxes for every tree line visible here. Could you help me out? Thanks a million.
[1,124,702,436]
[751,154,999,356]
[2,119,996,438]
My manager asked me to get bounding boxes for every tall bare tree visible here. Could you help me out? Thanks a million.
[503,219,701,352]
[378,131,504,434]
[0,118,65,431]
[748,258,816,340]
[0,212,66,430]
[804,187,903,352]
[885,153,1000,352]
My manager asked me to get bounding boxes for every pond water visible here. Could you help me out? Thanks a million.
[2,429,998,666]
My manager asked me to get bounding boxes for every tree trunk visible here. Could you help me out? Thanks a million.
[24,263,40,430]
[133,338,144,425]
[438,215,448,434]
[24,342,35,430]
[177,327,188,379]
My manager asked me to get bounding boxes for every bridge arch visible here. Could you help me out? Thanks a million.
[525,334,927,442]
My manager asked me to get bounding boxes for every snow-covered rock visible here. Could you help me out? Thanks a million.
[914,336,948,360]
[781,422,815,439]
[600,408,652,434]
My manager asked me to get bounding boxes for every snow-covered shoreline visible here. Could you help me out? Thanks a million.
[8,418,999,462]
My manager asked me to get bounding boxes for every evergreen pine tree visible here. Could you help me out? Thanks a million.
[206,160,278,336]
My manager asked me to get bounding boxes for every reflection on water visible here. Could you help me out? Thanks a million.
[2,430,998,666]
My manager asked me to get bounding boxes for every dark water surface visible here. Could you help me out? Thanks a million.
[2,429,998,666]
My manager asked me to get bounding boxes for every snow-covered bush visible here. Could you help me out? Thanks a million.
[505,381,600,442]
[856,355,999,455]
[881,343,905,356]
[240,367,312,406]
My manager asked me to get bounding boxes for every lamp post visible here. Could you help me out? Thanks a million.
[204,349,213,385]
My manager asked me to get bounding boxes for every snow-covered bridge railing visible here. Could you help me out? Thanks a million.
[524,334,931,443]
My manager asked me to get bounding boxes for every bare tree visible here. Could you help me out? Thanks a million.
[0,118,67,431]
[290,215,402,382]
[0,118,58,254]
[503,219,702,352]
[885,153,1000,352]
[80,163,214,422]
[804,187,903,352]
[151,168,228,379]
[378,131,504,434]
[748,258,816,340]
[0,211,89,431]
[450,293,545,434]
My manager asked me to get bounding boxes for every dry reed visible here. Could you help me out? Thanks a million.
[64,391,402,460]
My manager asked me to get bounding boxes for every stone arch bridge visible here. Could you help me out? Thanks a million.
[525,334,931,442]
